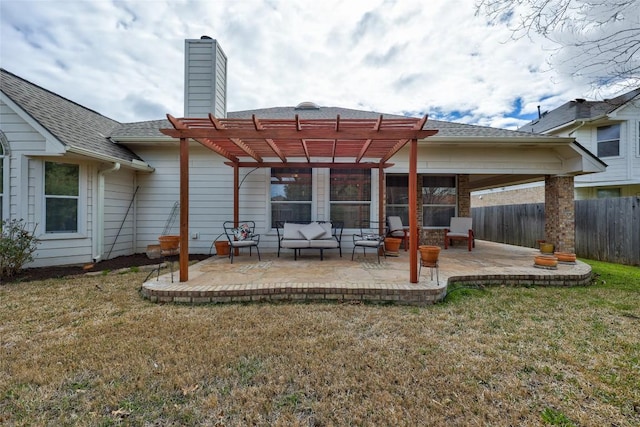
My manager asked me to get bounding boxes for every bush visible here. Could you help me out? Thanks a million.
[0,219,40,280]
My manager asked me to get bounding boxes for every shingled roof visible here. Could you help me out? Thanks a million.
[518,87,640,134]
[111,105,557,141]
[0,68,147,167]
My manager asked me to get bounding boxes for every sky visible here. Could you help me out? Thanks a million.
[0,0,635,129]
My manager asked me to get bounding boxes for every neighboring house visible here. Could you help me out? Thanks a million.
[518,88,640,200]
[0,37,606,268]
[473,88,640,207]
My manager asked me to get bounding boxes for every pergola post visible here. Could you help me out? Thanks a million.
[233,164,239,226]
[378,166,385,235]
[233,164,239,256]
[409,138,418,283]
[179,137,189,282]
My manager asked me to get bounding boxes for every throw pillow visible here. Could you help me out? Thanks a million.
[299,222,325,240]
[233,224,251,241]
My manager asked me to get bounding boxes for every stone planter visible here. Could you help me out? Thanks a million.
[384,237,402,256]
[158,235,180,251]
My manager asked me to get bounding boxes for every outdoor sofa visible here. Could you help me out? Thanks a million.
[275,221,344,260]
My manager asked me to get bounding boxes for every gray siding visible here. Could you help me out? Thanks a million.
[103,169,137,259]
[133,145,252,254]
[1,98,106,267]
[184,38,227,118]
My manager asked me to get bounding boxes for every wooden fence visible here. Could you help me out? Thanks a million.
[472,196,640,266]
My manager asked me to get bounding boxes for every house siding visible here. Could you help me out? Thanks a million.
[133,144,249,254]
[184,39,227,118]
[0,99,123,267]
[573,102,640,189]
[103,169,137,259]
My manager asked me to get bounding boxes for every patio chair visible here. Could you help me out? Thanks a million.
[386,216,409,251]
[223,221,261,264]
[444,217,475,251]
[352,221,386,263]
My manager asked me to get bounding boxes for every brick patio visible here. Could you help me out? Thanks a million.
[140,240,593,306]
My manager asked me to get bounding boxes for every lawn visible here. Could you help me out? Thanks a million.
[1,260,638,426]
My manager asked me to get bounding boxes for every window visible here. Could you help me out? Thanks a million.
[330,169,371,228]
[270,168,312,227]
[386,174,409,224]
[422,176,456,227]
[597,124,620,157]
[597,188,621,199]
[44,162,79,233]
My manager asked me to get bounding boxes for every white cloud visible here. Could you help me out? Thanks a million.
[0,0,629,128]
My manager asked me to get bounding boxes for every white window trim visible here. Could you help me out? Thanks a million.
[637,121,640,157]
[37,160,87,239]
[596,123,622,159]
[268,167,316,228]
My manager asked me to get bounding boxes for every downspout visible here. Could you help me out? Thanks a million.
[567,120,587,137]
[94,163,121,262]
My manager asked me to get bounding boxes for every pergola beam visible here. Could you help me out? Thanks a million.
[224,161,395,169]
[161,128,436,140]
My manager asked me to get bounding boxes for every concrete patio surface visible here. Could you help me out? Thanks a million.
[141,240,593,305]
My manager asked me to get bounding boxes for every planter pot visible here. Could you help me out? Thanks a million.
[158,235,180,250]
[539,242,555,254]
[215,240,230,256]
[554,252,576,263]
[419,245,440,266]
[534,254,558,268]
[384,237,402,256]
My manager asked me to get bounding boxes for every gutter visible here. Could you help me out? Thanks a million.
[66,145,155,172]
[567,120,587,137]
[422,135,575,144]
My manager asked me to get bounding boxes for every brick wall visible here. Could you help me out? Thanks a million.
[458,175,471,216]
[544,175,575,253]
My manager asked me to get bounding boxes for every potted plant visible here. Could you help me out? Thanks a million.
[539,241,554,254]
[384,237,402,256]
[214,237,230,256]
[158,235,180,251]
[534,254,558,268]
[419,245,440,265]
[554,252,576,263]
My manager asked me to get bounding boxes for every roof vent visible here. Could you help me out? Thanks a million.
[575,98,586,103]
[295,101,320,110]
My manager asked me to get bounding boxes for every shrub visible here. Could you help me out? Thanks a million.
[0,219,40,280]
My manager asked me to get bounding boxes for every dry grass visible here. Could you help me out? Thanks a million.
[1,260,639,426]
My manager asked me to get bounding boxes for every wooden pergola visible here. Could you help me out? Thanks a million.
[160,113,438,283]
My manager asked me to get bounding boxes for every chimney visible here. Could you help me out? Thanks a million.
[184,37,227,118]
